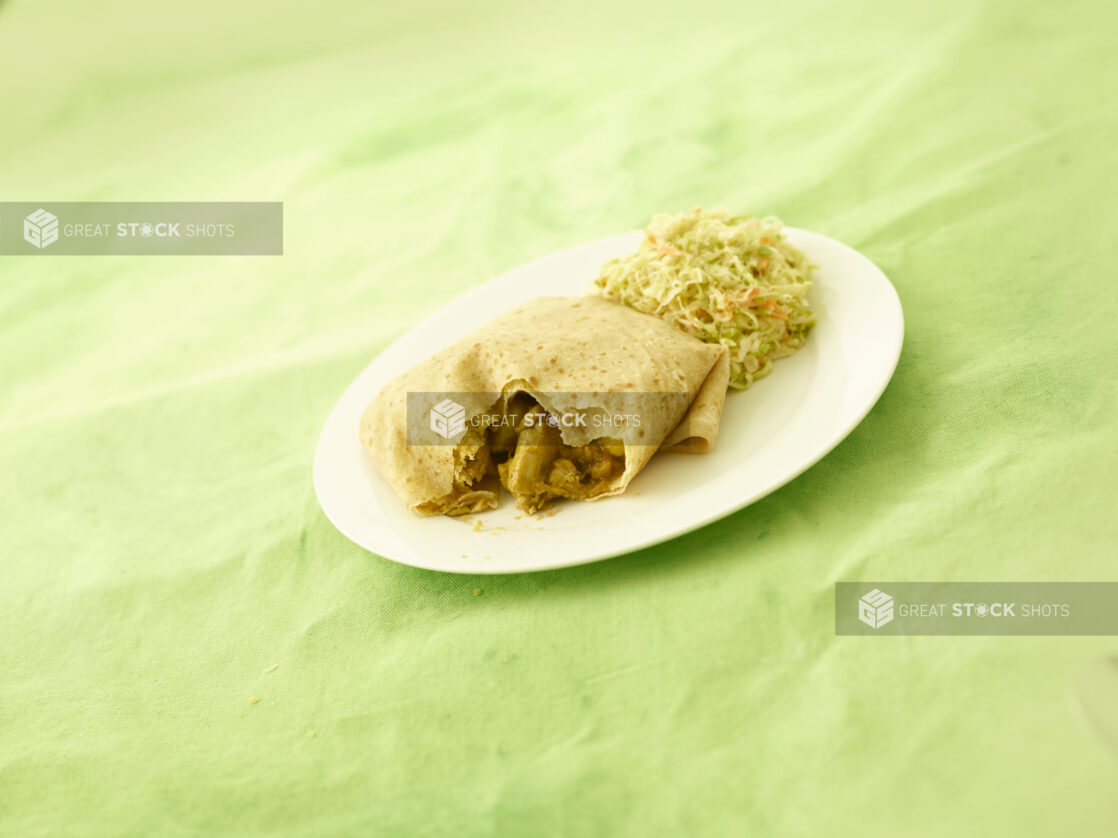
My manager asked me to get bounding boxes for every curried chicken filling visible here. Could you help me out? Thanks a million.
[432,392,625,515]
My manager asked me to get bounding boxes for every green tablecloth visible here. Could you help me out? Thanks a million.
[2,0,1116,834]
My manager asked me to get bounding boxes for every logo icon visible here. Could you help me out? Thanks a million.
[24,208,59,249]
[858,588,894,629]
[429,398,466,440]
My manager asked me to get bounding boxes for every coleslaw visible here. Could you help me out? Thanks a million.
[594,208,815,390]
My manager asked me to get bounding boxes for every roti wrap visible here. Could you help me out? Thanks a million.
[360,296,729,516]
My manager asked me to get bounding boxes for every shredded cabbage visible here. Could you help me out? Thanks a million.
[593,208,815,390]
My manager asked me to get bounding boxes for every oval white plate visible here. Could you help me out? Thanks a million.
[314,228,903,574]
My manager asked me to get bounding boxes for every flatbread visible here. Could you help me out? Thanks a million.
[360,296,729,515]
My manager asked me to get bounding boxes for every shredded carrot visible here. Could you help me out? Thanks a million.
[729,287,760,305]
